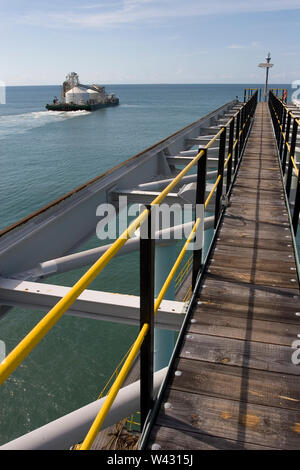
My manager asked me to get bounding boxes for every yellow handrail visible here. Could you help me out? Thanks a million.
[151,149,205,205]
[291,156,299,177]
[0,208,148,385]
[205,175,221,209]
[154,218,201,313]
[78,216,201,450]
[79,322,149,450]
[270,95,299,168]
[224,153,232,169]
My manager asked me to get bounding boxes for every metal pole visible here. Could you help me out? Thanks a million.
[226,119,234,193]
[293,171,300,235]
[286,119,298,199]
[140,205,154,428]
[264,52,271,102]
[214,127,226,228]
[234,112,240,170]
[192,148,207,289]
[282,112,291,175]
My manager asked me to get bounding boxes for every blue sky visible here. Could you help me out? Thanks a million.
[1,0,300,85]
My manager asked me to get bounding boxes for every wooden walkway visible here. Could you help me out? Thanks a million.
[148,103,300,450]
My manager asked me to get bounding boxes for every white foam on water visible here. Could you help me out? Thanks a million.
[0,110,91,139]
[119,104,142,108]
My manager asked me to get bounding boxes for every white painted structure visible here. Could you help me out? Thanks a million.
[65,86,89,105]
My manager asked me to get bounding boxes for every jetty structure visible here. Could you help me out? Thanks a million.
[0,81,300,450]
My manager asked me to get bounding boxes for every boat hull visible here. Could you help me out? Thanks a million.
[45,100,119,112]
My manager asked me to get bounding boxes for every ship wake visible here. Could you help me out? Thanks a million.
[0,110,91,139]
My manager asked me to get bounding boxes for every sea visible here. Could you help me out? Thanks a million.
[0,83,297,445]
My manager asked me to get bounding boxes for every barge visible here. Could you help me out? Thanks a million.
[46,72,119,111]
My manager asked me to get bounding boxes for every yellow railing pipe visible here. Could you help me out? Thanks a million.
[151,149,205,205]
[205,175,221,209]
[78,216,201,449]
[154,217,201,312]
[79,323,149,450]
[0,209,149,385]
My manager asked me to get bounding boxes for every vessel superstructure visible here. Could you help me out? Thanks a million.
[46,72,119,111]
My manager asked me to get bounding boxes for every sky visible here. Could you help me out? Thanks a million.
[1,0,300,85]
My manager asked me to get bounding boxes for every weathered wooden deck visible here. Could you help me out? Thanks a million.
[148,102,300,450]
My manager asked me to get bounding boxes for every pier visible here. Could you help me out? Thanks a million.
[146,102,300,450]
[1,91,300,450]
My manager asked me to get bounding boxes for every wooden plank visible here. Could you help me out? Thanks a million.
[233,161,278,171]
[220,220,292,240]
[170,359,300,410]
[210,244,297,274]
[187,311,299,347]
[225,204,289,223]
[206,264,298,290]
[214,231,292,251]
[231,188,284,201]
[155,388,300,450]
[148,424,274,450]
[237,169,282,180]
[179,332,300,375]
[221,214,289,232]
[229,195,285,207]
[233,183,283,193]
[196,277,300,324]
[234,178,284,191]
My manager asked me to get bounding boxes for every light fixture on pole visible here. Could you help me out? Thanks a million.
[258,52,273,102]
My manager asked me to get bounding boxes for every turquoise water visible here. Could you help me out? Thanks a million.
[0,84,297,445]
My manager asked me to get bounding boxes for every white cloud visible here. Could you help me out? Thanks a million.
[228,44,246,49]
[228,41,261,50]
[18,0,300,29]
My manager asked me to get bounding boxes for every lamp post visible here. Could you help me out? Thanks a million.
[258,52,273,102]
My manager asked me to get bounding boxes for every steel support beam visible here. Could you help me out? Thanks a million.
[11,217,214,280]
[0,367,167,450]
[0,278,185,330]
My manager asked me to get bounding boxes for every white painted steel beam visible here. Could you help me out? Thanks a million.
[167,156,219,168]
[111,189,181,205]
[10,217,214,279]
[0,278,186,330]
[0,367,167,450]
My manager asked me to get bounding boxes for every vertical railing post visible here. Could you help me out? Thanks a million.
[277,99,284,149]
[234,112,240,170]
[192,148,207,290]
[226,118,234,193]
[282,112,291,175]
[214,127,226,228]
[292,119,300,234]
[293,170,300,235]
[286,119,298,199]
[239,106,245,158]
[279,107,287,160]
[140,205,154,429]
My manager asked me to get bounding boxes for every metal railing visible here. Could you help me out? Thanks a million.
[269,88,288,101]
[0,91,258,450]
[268,90,300,234]
[244,88,262,102]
